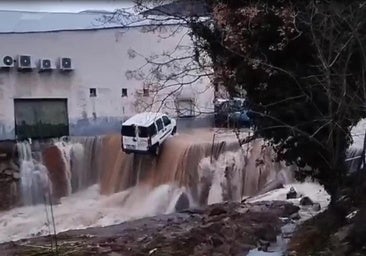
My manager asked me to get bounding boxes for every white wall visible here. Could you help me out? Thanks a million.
[0,26,214,139]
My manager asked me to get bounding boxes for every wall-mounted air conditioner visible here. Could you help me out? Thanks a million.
[17,55,34,70]
[58,57,73,71]
[38,58,54,72]
[0,55,14,68]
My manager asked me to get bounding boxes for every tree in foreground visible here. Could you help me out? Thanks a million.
[129,0,366,201]
[189,0,366,200]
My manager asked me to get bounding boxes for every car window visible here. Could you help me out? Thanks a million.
[138,126,149,138]
[121,125,135,136]
[148,123,157,136]
[162,116,171,126]
[156,118,164,131]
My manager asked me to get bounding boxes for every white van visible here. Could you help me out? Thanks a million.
[121,112,177,155]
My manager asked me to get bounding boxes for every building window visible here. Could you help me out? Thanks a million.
[143,88,149,97]
[176,98,195,117]
[89,88,97,97]
[122,88,128,97]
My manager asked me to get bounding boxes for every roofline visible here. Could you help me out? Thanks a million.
[0,9,115,15]
[0,22,187,35]
[122,112,165,126]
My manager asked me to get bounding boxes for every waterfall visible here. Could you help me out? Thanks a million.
[2,130,296,242]
[16,141,52,205]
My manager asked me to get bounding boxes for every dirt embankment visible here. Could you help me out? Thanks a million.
[0,200,299,256]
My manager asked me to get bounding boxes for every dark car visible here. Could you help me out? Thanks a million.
[214,98,254,128]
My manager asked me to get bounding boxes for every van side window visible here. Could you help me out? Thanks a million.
[162,116,171,126]
[148,123,157,136]
[156,118,164,131]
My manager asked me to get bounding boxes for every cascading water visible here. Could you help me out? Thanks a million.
[68,136,102,191]
[1,129,294,243]
[16,141,52,206]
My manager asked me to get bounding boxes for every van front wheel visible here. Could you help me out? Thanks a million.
[150,144,160,156]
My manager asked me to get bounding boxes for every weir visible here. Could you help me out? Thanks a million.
[0,129,294,242]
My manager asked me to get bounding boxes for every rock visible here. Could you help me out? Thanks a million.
[0,162,8,173]
[347,207,366,251]
[300,196,314,206]
[282,223,297,239]
[175,192,190,212]
[12,172,21,180]
[281,203,301,217]
[9,161,20,172]
[208,206,227,216]
[241,196,250,203]
[290,212,301,220]
[181,207,205,214]
[0,141,16,160]
[4,169,13,176]
[257,239,270,251]
[312,203,321,212]
[286,187,297,199]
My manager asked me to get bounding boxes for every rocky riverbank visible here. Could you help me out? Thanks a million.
[0,200,299,256]
[0,141,20,210]
[289,175,366,256]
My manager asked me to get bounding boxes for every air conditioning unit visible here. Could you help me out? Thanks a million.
[59,57,73,71]
[17,55,34,70]
[38,58,53,72]
[0,55,14,68]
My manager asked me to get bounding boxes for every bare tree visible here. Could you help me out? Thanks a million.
[101,0,215,117]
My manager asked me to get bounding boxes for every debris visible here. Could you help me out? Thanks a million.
[149,248,158,255]
[300,196,313,206]
[312,203,321,212]
[286,187,297,199]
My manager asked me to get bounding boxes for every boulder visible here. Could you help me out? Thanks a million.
[290,212,301,220]
[300,196,314,206]
[286,187,297,199]
[257,239,270,251]
[208,206,227,217]
[175,192,190,212]
[12,171,21,180]
[4,169,13,176]
[312,203,321,212]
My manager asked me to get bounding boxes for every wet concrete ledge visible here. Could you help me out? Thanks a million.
[0,200,299,256]
[0,115,214,140]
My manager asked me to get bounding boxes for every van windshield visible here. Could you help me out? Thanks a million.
[121,124,156,138]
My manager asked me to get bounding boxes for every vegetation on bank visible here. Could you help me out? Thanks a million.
[134,0,366,202]
[130,2,366,252]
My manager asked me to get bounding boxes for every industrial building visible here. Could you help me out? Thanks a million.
[0,9,213,140]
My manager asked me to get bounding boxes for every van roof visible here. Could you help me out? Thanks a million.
[122,112,165,127]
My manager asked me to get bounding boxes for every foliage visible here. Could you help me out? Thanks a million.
[128,0,366,196]
[190,0,366,195]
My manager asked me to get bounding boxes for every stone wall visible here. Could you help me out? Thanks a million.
[0,141,20,210]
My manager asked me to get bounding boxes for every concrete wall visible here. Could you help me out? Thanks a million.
[0,26,214,140]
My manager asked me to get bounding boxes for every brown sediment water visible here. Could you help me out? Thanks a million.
[0,129,298,243]
[98,130,243,196]
[14,129,292,207]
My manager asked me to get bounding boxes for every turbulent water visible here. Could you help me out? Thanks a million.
[1,129,297,242]
[16,141,52,206]
[0,117,361,247]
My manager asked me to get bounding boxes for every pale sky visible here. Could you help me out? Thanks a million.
[0,0,135,13]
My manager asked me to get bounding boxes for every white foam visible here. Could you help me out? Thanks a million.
[248,182,330,221]
[0,183,187,243]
